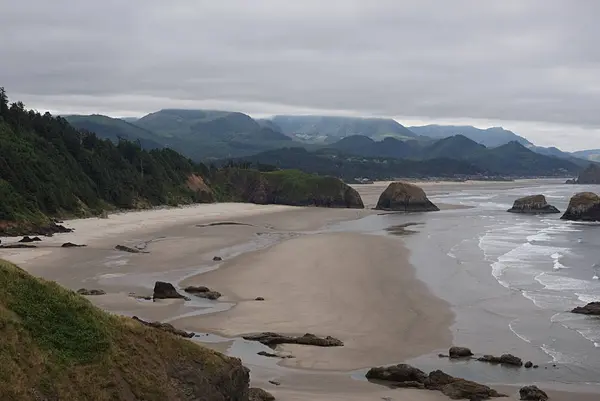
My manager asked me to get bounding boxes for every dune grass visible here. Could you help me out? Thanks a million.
[0,260,246,401]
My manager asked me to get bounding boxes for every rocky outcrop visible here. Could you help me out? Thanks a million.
[186,174,216,203]
[477,354,523,367]
[576,163,600,184]
[248,388,276,401]
[132,316,195,338]
[449,346,473,359]
[507,195,560,214]
[366,364,506,399]
[153,281,191,301]
[519,385,548,401]
[243,332,343,348]
[77,288,106,296]
[560,192,600,221]
[213,168,364,209]
[572,302,600,315]
[0,221,72,237]
[184,286,222,300]
[375,182,439,212]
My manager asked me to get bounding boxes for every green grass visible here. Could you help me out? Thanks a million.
[0,260,247,401]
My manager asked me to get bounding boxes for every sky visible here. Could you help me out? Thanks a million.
[1,0,599,151]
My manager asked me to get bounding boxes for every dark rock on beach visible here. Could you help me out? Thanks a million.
[132,316,194,338]
[519,385,548,401]
[477,354,523,367]
[524,361,533,368]
[153,281,191,301]
[115,244,144,253]
[561,192,600,221]
[243,332,343,348]
[366,364,428,383]
[77,288,106,296]
[183,286,222,300]
[18,236,42,243]
[572,301,600,315]
[255,297,265,301]
[257,351,294,359]
[213,256,223,261]
[375,182,440,212]
[507,195,560,214]
[449,346,473,359]
[61,242,86,248]
[366,364,506,399]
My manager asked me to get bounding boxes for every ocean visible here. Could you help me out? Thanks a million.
[336,180,600,391]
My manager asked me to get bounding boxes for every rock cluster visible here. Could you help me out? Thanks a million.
[366,364,506,399]
[449,346,473,358]
[184,285,222,300]
[477,354,523,367]
[561,192,600,221]
[153,281,190,301]
[248,387,276,401]
[243,332,343,348]
[375,182,439,212]
[507,195,560,214]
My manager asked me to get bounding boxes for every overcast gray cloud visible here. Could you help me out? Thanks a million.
[1,0,600,150]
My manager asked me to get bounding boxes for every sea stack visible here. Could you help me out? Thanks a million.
[576,164,600,184]
[375,182,439,212]
[561,192,600,221]
[507,195,560,214]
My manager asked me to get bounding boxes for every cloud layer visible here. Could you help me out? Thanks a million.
[2,1,599,150]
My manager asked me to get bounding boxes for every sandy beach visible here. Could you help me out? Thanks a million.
[2,181,598,401]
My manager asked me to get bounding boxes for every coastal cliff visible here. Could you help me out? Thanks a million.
[375,182,439,212]
[212,168,364,208]
[0,259,253,401]
[576,164,600,184]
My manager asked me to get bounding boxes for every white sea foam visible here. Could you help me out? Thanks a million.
[508,319,532,343]
[576,328,600,348]
[535,273,595,291]
[575,293,600,304]
[540,344,578,364]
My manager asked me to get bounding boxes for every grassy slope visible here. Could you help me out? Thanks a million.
[0,260,248,401]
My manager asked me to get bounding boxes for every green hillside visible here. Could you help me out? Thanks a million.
[0,88,212,234]
[0,259,250,401]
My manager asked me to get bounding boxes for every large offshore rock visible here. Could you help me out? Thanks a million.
[507,195,560,214]
[561,192,600,221]
[375,182,439,212]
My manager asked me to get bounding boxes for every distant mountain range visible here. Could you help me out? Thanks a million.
[272,115,418,143]
[64,109,593,177]
[408,125,532,148]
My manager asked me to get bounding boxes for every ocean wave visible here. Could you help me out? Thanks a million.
[535,273,595,291]
[508,319,532,343]
[540,344,578,364]
[575,293,600,304]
